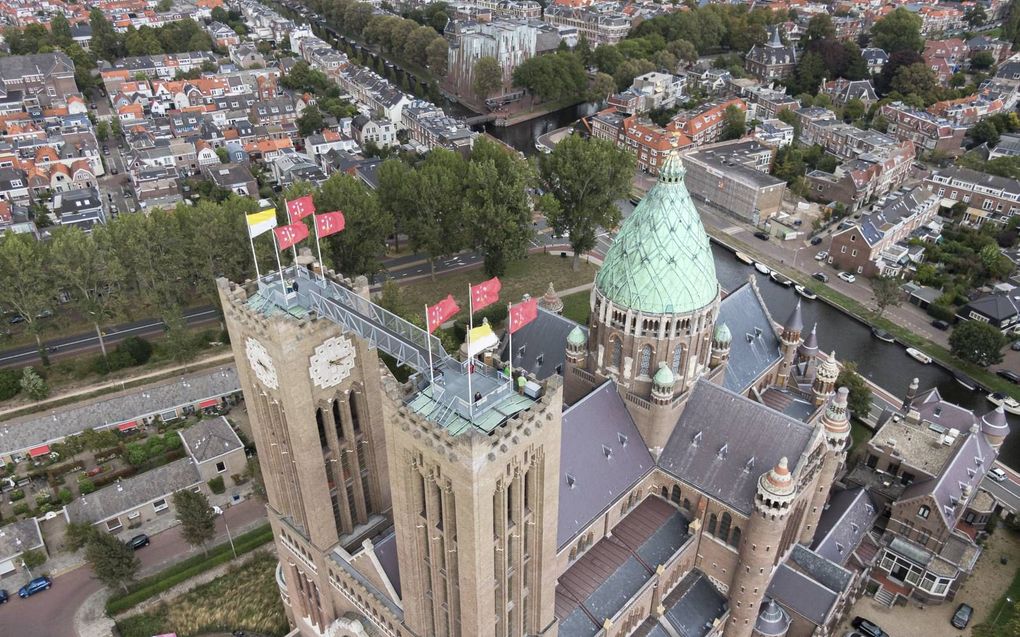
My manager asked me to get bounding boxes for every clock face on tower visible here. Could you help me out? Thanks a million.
[245,337,279,390]
[309,336,357,389]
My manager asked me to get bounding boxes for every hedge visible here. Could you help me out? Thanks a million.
[105,523,273,615]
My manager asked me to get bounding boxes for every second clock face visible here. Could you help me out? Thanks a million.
[309,336,356,389]
[246,337,279,390]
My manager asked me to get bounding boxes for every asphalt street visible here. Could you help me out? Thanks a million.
[0,498,267,637]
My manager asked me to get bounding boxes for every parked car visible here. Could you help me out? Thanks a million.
[997,370,1020,385]
[838,272,856,283]
[812,272,829,283]
[127,533,149,550]
[850,616,886,637]
[931,319,950,331]
[0,588,7,603]
[810,236,823,245]
[18,576,51,598]
[951,603,973,629]
[815,250,828,261]
[990,467,1008,482]
[1012,341,1020,352]
[7,315,24,324]
[754,231,770,241]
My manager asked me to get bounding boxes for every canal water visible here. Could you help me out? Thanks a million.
[710,244,1020,469]
[481,102,599,154]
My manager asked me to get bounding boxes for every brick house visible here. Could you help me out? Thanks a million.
[879,102,967,157]
[923,166,1020,225]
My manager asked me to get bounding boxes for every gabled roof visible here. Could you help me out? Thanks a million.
[812,487,879,565]
[767,563,839,625]
[658,380,815,515]
[178,416,243,464]
[557,381,654,548]
[716,281,781,393]
[66,457,201,524]
[499,306,584,381]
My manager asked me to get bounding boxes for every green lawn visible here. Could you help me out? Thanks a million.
[980,565,1020,634]
[393,254,597,318]
[561,291,591,325]
[116,550,289,637]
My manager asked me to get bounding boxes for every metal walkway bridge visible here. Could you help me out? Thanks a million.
[253,267,533,434]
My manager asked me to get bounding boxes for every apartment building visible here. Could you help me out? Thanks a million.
[681,138,786,225]
[542,4,629,46]
[667,98,746,147]
[879,102,967,156]
[590,108,691,175]
[924,166,1020,225]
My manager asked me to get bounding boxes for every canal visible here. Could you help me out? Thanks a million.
[480,102,599,154]
[711,243,1020,470]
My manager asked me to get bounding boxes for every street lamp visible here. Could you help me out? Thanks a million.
[223,514,237,559]
[21,558,31,580]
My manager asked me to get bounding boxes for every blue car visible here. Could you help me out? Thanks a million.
[0,588,8,603]
[18,576,51,598]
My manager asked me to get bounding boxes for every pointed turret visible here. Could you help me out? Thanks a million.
[769,25,783,48]
[812,351,838,405]
[798,323,818,357]
[754,599,791,637]
[981,405,1010,449]
[711,322,732,367]
[783,301,803,340]
[538,282,563,314]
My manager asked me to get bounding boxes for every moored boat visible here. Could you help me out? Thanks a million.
[754,262,771,276]
[770,272,793,287]
[735,251,753,265]
[871,328,895,343]
[794,285,817,300]
[988,392,1020,415]
[953,372,978,391]
[905,347,932,364]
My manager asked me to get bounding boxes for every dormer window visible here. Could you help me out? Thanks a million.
[917,505,930,519]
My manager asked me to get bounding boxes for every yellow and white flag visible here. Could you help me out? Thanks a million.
[246,209,277,238]
[467,321,498,357]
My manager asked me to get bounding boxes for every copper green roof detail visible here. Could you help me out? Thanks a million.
[653,362,675,386]
[567,325,586,346]
[714,322,731,344]
[594,153,718,315]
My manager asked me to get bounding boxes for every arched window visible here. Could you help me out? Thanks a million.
[315,408,328,449]
[610,337,622,368]
[639,345,653,377]
[729,526,741,548]
[332,400,344,441]
[918,505,930,519]
[719,512,732,540]
[349,392,361,433]
[661,486,669,498]
[670,485,682,505]
[682,498,691,511]
[672,345,683,373]
[707,513,717,536]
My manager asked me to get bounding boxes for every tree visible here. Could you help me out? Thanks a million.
[538,135,635,270]
[970,119,1002,147]
[836,361,872,419]
[20,367,49,400]
[0,368,19,401]
[971,50,996,71]
[472,56,503,99]
[870,8,924,54]
[89,8,122,61]
[377,158,416,252]
[803,14,835,46]
[296,104,325,137]
[890,63,938,105]
[173,489,217,556]
[95,121,109,143]
[425,38,448,76]
[0,232,53,356]
[667,39,698,67]
[49,227,125,365]
[966,5,988,27]
[65,521,99,552]
[161,306,195,366]
[844,98,866,122]
[950,320,1006,366]
[721,104,746,141]
[21,548,46,571]
[50,14,73,49]
[587,72,616,104]
[84,530,140,593]
[871,275,901,319]
[464,138,535,276]
[215,147,229,164]
[512,52,588,102]
[315,173,393,276]
[402,149,468,279]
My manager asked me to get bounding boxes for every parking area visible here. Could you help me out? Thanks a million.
[838,528,1020,636]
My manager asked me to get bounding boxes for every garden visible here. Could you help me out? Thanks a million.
[115,550,290,637]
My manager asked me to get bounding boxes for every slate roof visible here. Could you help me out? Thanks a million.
[812,487,879,565]
[788,544,852,594]
[658,379,815,515]
[0,52,74,81]
[66,458,202,523]
[715,281,781,393]
[179,416,243,464]
[661,570,728,637]
[499,306,584,381]
[373,529,401,598]
[556,497,692,636]
[961,292,1020,322]
[0,517,44,561]
[767,562,839,625]
[0,366,239,456]
[558,381,654,548]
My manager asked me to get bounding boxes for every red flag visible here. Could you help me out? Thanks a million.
[426,294,459,333]
[315,211,345,238]
[286,195,315,222]
[273,222,309,250]
[470,276,501,311]
[508,298,538,334]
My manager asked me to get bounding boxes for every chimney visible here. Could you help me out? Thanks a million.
[903,377,919,410]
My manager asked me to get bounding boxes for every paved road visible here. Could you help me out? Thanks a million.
[0,498,267,637]
[0,306,222,369]
[982,463,1020,515]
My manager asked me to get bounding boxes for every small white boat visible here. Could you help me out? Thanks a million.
[794,285,817,300]
[988,392,1020,415]
[871,327,895,343]
[906,347,932,364]
[754,262,771,276]
[770,272,793,287]
[735,251,753,265]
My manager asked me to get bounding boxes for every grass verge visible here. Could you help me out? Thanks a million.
[561,291,591,325]
[115,550,288,637]
[979,565,1020,634]
[106,523,273,616]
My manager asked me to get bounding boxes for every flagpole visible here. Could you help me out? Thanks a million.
[507,302,513,390]
[467,283,473,420]
[285,199,298,264]
[314,217,325,283]
[426,304,435,389]
[273,232,287,298]
[249,231,261,283]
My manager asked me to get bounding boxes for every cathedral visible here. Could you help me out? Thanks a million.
[217,152,867,637]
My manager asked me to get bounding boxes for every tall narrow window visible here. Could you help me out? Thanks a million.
[332,400,344,441]
[670,485,681,504]
[610,337,622,368]
[707,513,717,536]
[349,393,361,433]
[315,408,328,449]
[672,345,683,373]
[729,526,741,548]
[719,512,732,541]
[639,345,652,377]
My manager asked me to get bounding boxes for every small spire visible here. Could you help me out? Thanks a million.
[799,322,818,354]
[770,25,783,47]
[659,150,686,183]
[982,405,1010,436]
[539,282,563,314]
[784,300,803,335]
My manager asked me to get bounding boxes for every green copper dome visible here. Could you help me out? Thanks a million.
[594,153,718,315]
[567,325,586,346]
[714,322,731,344]
[653,362,675,386]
